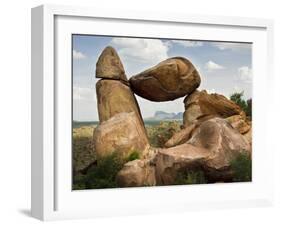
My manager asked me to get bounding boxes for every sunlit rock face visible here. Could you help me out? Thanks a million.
[93,112,150,159]
[94,46,149,159]
[183,90,245,127]
[95,46,128,82]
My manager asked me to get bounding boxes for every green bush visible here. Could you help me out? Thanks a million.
[146,121,181,148]
[73,150,142,190]
[73,152,124,189]
[175,170,207,185]
[230,92,252,118]
[72,174,87,190]
[230,152,252,182]
[126,151,140,162]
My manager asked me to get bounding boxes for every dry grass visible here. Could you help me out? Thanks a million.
[73,126,96,173]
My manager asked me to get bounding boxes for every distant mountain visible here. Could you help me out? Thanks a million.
[145,111,183,121]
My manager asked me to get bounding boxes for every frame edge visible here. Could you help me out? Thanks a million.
[31,5,44,221]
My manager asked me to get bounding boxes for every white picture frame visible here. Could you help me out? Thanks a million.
[31,4,274,221]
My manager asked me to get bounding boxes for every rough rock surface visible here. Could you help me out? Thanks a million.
[112,117,251,186]
[188,117,250,169]
[95,46,128,82]
[155,144,210,185]
[183,90,244,127]
[96,79,144,124]
[116,159,156,187]
[129,57,201,101]
[164,115,215,148]
[155,117,251,184]
[226,115,251,134]
[93,112,150,159]
[164,124,196,148]
[243,128,252,147]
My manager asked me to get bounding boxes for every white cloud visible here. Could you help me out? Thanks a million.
[110,38,169,65]
[171,40,203,47]
[73,50,86,59]
[236,66,252,83]
[234,85,243,93]
[205,60,225,71]
[73,87,94,101]
[212,42,251,51]
[206,88,216,94]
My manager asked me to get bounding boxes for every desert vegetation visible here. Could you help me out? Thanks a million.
[72,125,96,173]
[73,121,181,189]
[146,121,181,148]
[230,91,252,118]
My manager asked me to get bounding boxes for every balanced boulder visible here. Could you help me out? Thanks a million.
[129,57,201,101]
[93,112,150,159]
[183,90,244,127]
[95,46,128,82]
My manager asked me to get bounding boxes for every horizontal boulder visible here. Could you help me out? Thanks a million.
[129,57,201,101]
[93,112,150,159]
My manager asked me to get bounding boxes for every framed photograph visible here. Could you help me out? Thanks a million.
[31,4,274,221]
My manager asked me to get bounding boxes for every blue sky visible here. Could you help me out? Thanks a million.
[72,35,252,121]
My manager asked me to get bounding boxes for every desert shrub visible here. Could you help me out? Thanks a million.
[146,121,181,148]
[230,92,252,118]
[126,150,140,162]
[175,170,207,185]
[246,99,252,118]
[73,152,124,189]
[230,152,252,182]
[72,174,87,190]
[73,150,142,190]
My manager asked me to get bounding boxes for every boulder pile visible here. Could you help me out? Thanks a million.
[92,46,252,187]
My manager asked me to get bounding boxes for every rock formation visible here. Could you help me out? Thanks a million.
[96,79,143,124]
[183,90,244,127]
[226,114,251,135]
[95,46,128,82]
[155,144,210,185]
[155,117,251,185]
[90,46,252,187]
[129,57,201,101]
[187,118,251,169]
[116,159,156,187]
[93,46,149,159]
[93,112,150,159]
